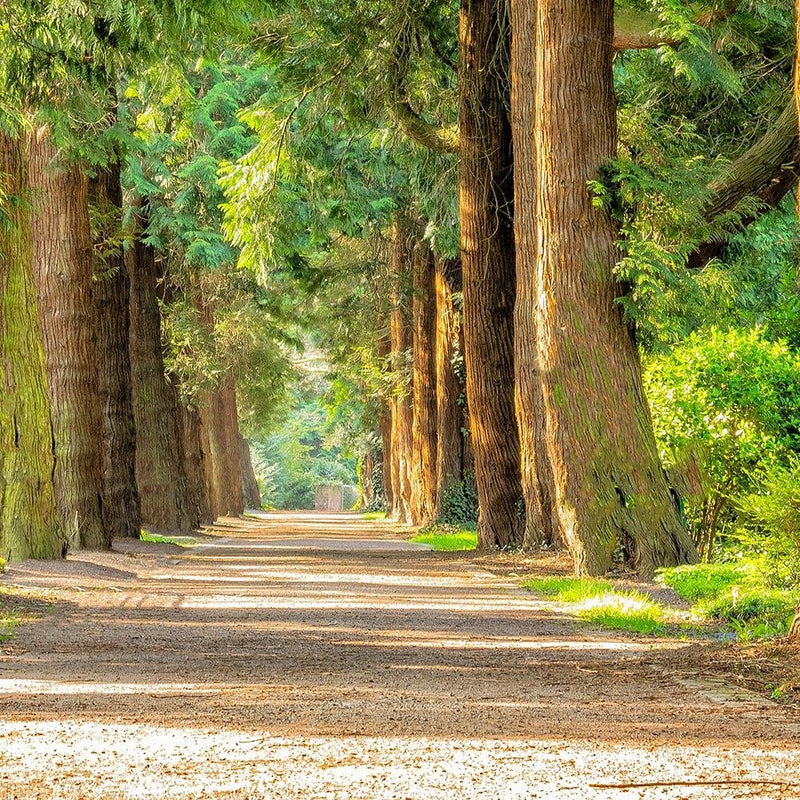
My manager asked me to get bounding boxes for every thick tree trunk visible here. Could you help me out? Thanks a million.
[240,434,261,509]
[389,222,414,524]
[459,0,524,548]
[128,218,194,532]
[377,334,394,515]
[510,0,557,549]
[27,134,106,551]
[181,404,213,525]
[198,401,219,522]
[434,257,464,516]
[90,165,141,540]
[0,133,63,561]
[410,240,438,526]
[206,377,245,517]
[791,0,800,643]
[520,0,696,576]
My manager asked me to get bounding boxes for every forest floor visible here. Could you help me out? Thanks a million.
[1,511,799,799]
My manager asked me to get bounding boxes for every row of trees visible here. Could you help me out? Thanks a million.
[0,4,271,561]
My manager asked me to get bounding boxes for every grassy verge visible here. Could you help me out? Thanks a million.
[657,562,799,640]
[140,530,198,547]
[523,576,672,635]
[411,524,478,551]
[361,511,386,521]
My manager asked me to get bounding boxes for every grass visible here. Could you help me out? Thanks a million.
[0,606,19,642]
[658,561,799,641]
[523,576,670,635]
[361,511,386,521]
[411,524,478,551]
[140,530,198,547]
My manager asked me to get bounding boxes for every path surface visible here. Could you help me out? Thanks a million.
[1,512,799,799]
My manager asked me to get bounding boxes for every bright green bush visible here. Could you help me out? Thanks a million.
[644,326,800,557]
[657,562,748,601]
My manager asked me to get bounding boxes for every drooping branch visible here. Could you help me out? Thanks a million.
[613,2,740,52]
[688,99,799,267]
[386,21,459,153]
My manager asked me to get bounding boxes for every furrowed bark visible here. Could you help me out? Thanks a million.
[389,221,414,524]
[434,257,465,516]
[511,0,557,550]
[410,239,438,526]
[0,132,63,561]
[90,164,141,540]
[459,0,524,548]
[527,0,696,576]
[28,133,106,551]
[240,434,261,509]
[378,334,395,515]
[206,376,245,518]
[181,404,212,525]
[128,214,193,532]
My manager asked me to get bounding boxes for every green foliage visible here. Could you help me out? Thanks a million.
[411,525,477,551]
[644,326,800,554]
[140,531,198,547]
[656,562,748,601]
[575,593,668,636]
[737,459,800,589]
[436,477,478,526]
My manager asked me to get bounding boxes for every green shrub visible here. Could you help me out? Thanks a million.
[644,326,800,558]
[437,477,478,526]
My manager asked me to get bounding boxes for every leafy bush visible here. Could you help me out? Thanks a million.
[437,477,478,526]
[737,459,800,589]
[644,326,800,557]
[657,562,747,601]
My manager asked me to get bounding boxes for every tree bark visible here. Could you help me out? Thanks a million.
[434,257,465,516]
[206,377,245,518]
[511,0,558,550]
[0,133,63,561]
[240,434,261,509]
[198,401,219,522]
[791,0,800,643]
[521,0,696,576]
[389,222,414,524]
[27,133,107,551]
[90,164,141,540]
[378,334,395,515]
[410,239,438,526]
[181,404,213,525]
[128,215,193,532]
[459,0,524,548]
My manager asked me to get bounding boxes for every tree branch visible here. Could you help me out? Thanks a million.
[613,2,740,52]
[688,99,799,268]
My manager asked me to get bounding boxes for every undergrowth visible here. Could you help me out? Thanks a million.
[411,524,478,551]
[140,530,198,547]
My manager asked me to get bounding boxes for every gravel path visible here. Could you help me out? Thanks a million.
[1,511,799,799]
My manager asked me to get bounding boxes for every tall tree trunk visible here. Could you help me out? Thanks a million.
[128,216,193,532]
[378,334,395,515]
[198,401,219,522]
[389,221,414,524]
[459,0,524,548]
[520,0,696,576]
[410,240,438,526]
[0,133,63,561]
[206,377,245,517]
[181,404,212,525]
[434,257,465,517]
[90,164,141,540]
[28,133,106,551]
[240,434,261,509]
[510,0,557,549]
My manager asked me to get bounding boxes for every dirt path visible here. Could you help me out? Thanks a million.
[1,511,799,799]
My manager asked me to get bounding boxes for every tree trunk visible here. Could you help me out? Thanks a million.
[198,401,219,522]
[510,0,557,549]
[128,216,193,532]
[240,434,261,509]
[28,133,106,552]
[791,0,800,643]
[389,221,414,524]
[377,333,394,515]
[410,240,438,526]
[206,377,245,517]
[459,0,524,548]
[0,133,63,561]
[520,0,696,576]
[90,165,141,540]
[434,257,464,516]
[181,404,213,525]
